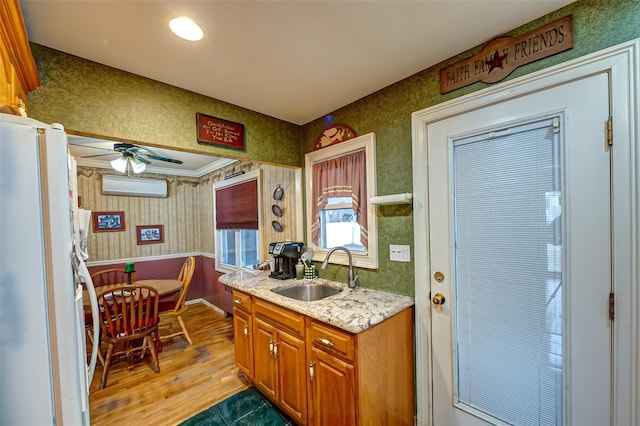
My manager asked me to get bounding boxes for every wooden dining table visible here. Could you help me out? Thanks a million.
[83,279,184,308]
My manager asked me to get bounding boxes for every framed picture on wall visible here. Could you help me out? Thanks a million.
[136,225,164,245]
[92,211,125,232]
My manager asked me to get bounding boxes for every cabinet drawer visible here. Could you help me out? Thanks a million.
[232,290,252,313]
[310,320,355,362]
[254,298,305,337]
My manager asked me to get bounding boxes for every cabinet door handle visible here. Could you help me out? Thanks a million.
[273,341,279,358]
[318,337,335,347]
[309,361,315,382]
[234,298,242,304]
[243,325,248,338]
[269,339,274,356]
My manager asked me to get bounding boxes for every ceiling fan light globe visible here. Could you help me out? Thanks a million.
[110,157,128,173]
[131,158,146,174]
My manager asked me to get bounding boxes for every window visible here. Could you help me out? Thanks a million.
[214,170,262,273]
[319,197,364,251]
[219,229,259,268]
[305,133,378,269]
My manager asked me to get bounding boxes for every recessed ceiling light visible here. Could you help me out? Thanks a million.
[169,17,203,41]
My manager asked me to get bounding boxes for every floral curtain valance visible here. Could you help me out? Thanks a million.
[311,149,368,248]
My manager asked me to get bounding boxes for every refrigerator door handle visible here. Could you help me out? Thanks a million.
[77,258,99,383]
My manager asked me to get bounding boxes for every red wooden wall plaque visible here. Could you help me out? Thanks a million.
[196,113,245,150]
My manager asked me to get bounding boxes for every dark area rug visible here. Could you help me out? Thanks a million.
[180,387,292,426]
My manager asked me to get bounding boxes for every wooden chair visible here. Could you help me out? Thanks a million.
[158,256,196,345]
[87,268,138,365]
[97,284,161,389]
[91,268,137,287]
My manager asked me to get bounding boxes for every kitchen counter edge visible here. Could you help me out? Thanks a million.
[220,270,415,334]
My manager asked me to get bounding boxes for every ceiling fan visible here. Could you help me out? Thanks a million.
[82,143,183,174]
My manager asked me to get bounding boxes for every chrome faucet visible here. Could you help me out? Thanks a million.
[321,246,359,289]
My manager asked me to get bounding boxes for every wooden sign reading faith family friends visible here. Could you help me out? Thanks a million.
[440,15,573,94]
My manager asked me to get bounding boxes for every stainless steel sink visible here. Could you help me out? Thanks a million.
[272,283,342,301]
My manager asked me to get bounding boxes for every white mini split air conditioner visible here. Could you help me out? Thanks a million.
[102,175,168,198]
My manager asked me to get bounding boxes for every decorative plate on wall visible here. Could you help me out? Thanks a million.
[273,185,284,201]
[272,204,283,217]
[313,123,357,150]
[272,220,283,232]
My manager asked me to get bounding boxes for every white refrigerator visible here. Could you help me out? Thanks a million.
[0,113,99,425]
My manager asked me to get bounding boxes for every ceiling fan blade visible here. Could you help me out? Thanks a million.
[114,142,136,152]
[74,141,184,166]
[145,154,183,164]
[72,144,117,153]
[120,143,183,164]
[128,146,147,154]
[82,152,117,158]
[133,153,152,165]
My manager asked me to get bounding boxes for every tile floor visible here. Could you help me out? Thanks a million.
[180,387,292,426]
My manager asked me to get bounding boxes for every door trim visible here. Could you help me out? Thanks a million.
[412,38,639,426]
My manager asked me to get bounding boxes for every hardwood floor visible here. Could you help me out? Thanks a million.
[88,302,249,425]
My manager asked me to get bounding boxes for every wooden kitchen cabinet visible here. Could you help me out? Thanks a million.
[0,1,40,115]
[277,328,307,421]
[309,346,356,425]
[253,299,307,424]
[232,307,253,379]
[307,308,415,426]
[232,290,253,379]
[253,317,278,399]
[231,289,415,425]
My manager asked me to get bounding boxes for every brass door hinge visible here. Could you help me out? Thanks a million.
[607,116,613,146]
[609,292,615,321]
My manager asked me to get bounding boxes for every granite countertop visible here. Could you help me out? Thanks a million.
[219,270,415,334]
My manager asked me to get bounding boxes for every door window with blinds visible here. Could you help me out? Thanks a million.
[452,118,563,424]
[214,170,261,273]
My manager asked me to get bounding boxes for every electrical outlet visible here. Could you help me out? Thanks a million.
[390,244,410,262]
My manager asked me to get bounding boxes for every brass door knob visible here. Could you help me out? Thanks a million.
[432,293,446,305]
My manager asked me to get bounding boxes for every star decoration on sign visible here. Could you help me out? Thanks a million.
[486,49,507,74]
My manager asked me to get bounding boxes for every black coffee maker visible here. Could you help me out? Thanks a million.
[269,241,303,280]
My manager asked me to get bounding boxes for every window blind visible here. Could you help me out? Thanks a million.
[215,179,258,230]
[453,118,562,425]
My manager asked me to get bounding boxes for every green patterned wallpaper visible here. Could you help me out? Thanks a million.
[301,0,640,296]
[26,0,640,296]
[27,44,302,167]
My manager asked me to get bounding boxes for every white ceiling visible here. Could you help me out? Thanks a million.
[20,0,575,174]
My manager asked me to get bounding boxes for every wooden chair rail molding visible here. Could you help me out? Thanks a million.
[0,0,40,115]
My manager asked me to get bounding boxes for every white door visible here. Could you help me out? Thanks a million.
[426,73,611,425]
